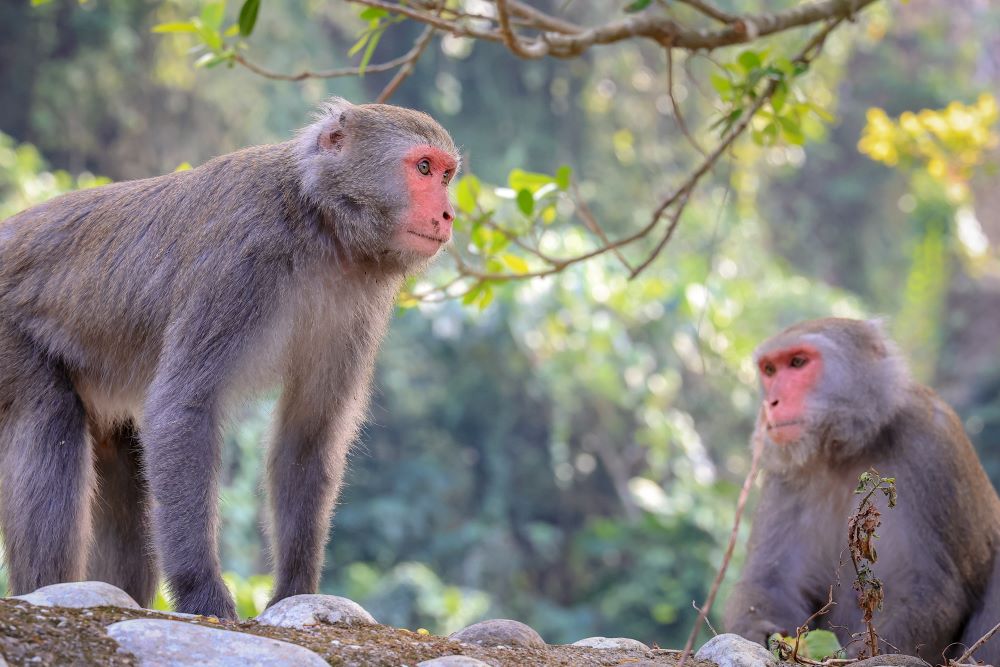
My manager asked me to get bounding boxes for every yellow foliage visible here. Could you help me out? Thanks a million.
[858,94,998,201]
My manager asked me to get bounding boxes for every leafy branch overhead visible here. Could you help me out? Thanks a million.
[153,0,888,305]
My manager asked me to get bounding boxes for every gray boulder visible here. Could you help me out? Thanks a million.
[449,619,545,648]
[254,594,376,628]
[106,619,327,666]
[572,636,649,651]
[13,581,139,609]
[417,656,493,667]
[695,633,777,667]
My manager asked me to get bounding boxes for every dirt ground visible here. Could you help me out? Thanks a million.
[0,598,717,666]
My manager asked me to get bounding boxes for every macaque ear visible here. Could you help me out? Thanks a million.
[318,113,348,152]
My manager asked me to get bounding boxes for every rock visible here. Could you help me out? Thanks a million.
[417,656,493,667]
[572,636,649,651]
[106,619,327,666]
[851,655,930,667]
[695,633,777,667]
[253,594,376,628]
[449,619,545,649]
[12,581,140,610]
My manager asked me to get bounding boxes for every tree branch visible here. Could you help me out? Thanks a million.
[349,0,880,58]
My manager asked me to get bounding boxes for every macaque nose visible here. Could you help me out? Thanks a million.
[442,209,452,221]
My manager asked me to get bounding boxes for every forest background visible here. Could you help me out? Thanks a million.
[1,0,999,649]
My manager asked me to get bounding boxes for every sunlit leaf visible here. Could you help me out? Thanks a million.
[200,1,226,30]
[359,27,385,74]
[455,175,480,214]
[348,33,371,58]
[359,7,389,21]
[477,283,495,310]
[152,22,198,34]
[508,168,554,193]
[778,116,805,144]
[502,253,529,273]
[173,162,192,172]
[555,165,572,190]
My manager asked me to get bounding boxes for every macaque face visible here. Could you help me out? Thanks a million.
[397,145,457,256]
[757,344,824,445]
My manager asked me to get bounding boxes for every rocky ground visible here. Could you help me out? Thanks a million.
[0,582,726,666]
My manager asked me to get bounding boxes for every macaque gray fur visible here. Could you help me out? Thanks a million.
[0,98,460,619]
[725,318,1000,663]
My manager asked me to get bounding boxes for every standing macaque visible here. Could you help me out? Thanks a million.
[0,98,460,619]
[725,318,1000,662]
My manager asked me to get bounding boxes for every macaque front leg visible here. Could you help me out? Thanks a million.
[266,368,371,605]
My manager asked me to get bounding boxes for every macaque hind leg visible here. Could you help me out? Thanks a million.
[0,329,94,594]
[88,420,158,606]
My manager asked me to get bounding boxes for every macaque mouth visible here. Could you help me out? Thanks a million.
[767,419,805,431]
[407,230,448,244]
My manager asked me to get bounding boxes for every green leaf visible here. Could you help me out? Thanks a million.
[502,253,529,273]
[624,0,653,12]
[516,188,534,216]
[807,102,835,123]
[477,283,494,310]
[200,1,226,30]
[30,0,53,5]
[196,22,224,52]
[238,0,260,37]
[555,165,572,190]
[195,51,231,68]
[152,21,198,33]
[359,27,384,75]
[359,7,388,21]
[771,82,787,113]
[710,72,732,96]
[508,168,554,193]
[778,116,805,144]
[798,630,843,660]
[455,175,480,214]
[347,33,370,58]
[462,282,484,305]
[737,50,761,74]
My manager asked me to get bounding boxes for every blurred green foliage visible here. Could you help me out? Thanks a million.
[2,0,1000,649]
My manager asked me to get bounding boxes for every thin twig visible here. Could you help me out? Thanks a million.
[233,51,418,81]
[375,24,436,102]
[792,588,837,663]
[629,187,691,278]
[676,418,767,667]
[572,184,634,273]
[667,48,707,156]
[954,620,1000,665]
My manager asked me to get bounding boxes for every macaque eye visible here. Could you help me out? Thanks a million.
[442,170,451,183]
[416,159,431,176]
[790,355,809,369]
[762,362,776,377]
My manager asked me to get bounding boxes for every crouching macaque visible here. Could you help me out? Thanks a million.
[0,98,460,619]
[724,318,1000,662]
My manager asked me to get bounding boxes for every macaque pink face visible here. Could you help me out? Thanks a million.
[758,344,823,445]
[398,145,457,256]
